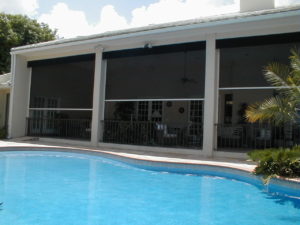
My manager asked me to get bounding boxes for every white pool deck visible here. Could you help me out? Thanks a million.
[0,137,299,184]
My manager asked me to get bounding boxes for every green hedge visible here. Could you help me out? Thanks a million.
[248,146,300,183]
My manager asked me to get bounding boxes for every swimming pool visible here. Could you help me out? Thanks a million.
[0,150,299,225]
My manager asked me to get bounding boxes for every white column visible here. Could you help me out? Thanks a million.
[202,34,219,157]
[26,67,32,118]
[91,47,107,146]
[8,54,31,138]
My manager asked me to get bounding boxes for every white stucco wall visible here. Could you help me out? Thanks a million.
[8,55,30,138]
[163,101,189,127]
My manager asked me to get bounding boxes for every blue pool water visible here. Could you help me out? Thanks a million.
[0,151,299,225]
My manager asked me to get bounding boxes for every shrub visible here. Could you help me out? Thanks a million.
[248,146,300,183]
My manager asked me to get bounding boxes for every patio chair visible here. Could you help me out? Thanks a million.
[155,123,177,145]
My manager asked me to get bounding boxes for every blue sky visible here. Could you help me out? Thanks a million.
[0,0,299,38]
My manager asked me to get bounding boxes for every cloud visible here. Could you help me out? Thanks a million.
[40,0,239,38]
[0,0,38,16]
[94,5,128,33]
[38,3,94,38]
[39,0,300,38]
[38,3,128,38]
[130,0,239,27]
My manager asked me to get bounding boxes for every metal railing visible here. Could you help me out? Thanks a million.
[102,120,203,149]
[216,123,300,150]
[27,118,91,140]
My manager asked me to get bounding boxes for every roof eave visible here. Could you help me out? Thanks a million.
[10,5,300,55]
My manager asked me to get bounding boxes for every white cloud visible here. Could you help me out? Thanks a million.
[94,5,128,32]
[39,0,239,38]
[38,3,128,38]
[38,0,300,38]
[39,3,94,38]
[130,0,239,27]
[0,0,38,16]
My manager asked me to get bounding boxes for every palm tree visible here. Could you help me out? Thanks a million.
[245,49,300,125]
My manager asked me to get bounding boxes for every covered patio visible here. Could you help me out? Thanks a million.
[102,43,206,149]
[216,38,300,151]
[26,55,95,140]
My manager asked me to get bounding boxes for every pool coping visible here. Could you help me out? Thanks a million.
[0,140,299,189]
[0,141,256,172]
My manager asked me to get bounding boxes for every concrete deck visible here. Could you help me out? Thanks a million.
[1,137,299,184]
[0,137,257,171]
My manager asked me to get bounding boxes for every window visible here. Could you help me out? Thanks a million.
[137,101,149,121]
[31,96,59,129]
[190,100,203,123]
[189,100,203,135]
[151,101,162,122]
[137,101,163,122]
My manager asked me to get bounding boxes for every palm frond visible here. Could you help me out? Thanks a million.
[285,78,300,100]
[247,49,300,125]
[265,56,300,99]
[289,48,300,90]
[264,62,291,87]
[290,48,300,73]
[245,96,298,125]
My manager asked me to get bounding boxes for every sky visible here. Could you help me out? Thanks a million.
[0,0,300,38]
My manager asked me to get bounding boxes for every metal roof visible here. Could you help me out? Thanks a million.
[11,5,300,52]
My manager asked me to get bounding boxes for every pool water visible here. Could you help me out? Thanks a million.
[0,151,299,225]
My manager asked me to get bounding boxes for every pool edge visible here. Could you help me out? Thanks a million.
[0,145,299,193]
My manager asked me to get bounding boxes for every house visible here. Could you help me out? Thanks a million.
[0,73,11,130]
[8,0,300,158]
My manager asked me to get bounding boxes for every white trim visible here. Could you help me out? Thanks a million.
[29,108,92,111]
[8,55,31,138]
[203,34,218,157]
[219,86,298,90]
[91,49,106,145]
[214,49,220,150]
[105,98,205,102]
[26,68,32,118]
[98,59,107,141]
[8,54,16,138]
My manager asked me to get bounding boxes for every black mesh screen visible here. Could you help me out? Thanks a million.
[219,43,300,88]
[30,59,95,108]
[105,50,205,100]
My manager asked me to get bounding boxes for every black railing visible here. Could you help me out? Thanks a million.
[27,118,91,140]
[216,123,300,150]
[102,120,203,149]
